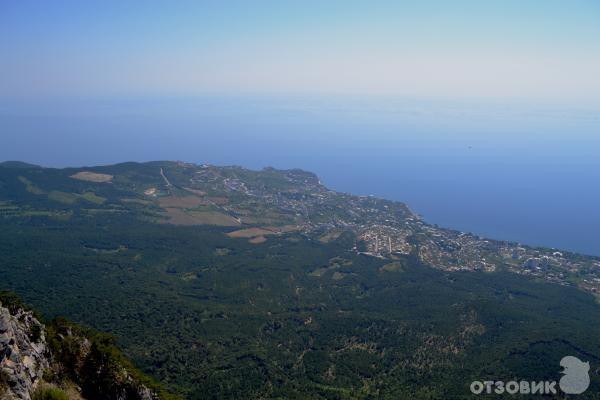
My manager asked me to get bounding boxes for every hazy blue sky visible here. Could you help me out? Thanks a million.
[2,1,600,104]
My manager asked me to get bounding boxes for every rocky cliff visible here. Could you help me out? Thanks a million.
[0,304,48,399]
[0,295,170,400]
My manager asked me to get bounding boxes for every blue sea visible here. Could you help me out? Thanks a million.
[1,96,599,256]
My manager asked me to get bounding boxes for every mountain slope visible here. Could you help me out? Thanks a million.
[1,161,599,398]
[0,292,176,400]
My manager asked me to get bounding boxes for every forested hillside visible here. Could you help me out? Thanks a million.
[1,161,599,399]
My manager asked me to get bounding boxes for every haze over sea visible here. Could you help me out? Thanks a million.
[2,96,599,256]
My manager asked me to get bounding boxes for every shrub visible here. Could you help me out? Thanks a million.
[42,368,57,383]
[29,322,43,343]
[0,369,8,393]
[0,290,26,314]
[0,291,42,320]
[32,386,69,400]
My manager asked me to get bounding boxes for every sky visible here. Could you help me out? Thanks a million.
[1,0,600,104]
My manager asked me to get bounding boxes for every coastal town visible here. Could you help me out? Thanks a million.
[170,162,600,296]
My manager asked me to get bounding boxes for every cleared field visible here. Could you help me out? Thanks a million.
[48,190,78,204]
[226,227,275,238]
[332,271,347,280]
[0,202,18,212]
[248,236,267,244]
[214,248,231,256]
[227,225,301,239]
[264,225,300,233]
[319,230,343,243]
[84,209,127,214]
[183,187,207,196]
[380,261,404,272]
[18,176,45,194]
[207,196,228,205]
[231,207,295,226]
[50,191,105,205]
[84,245,127,254]
[309,257,353,278]
[70,171,113,182]
[181,272,198,281]
[163,208,241,226]
[158,195,207,208]
[20,210,73,220]
[309,267,329,277]
[120,198,152,205]
[80,192,107,204]
[19,177,106,205]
